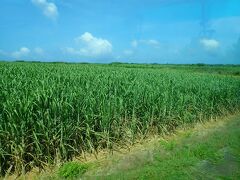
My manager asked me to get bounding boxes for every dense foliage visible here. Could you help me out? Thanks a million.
[0,62,240,175]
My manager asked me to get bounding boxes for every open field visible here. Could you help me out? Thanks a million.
[0,62,240,176]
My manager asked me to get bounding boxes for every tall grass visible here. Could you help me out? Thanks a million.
[0,62,240,175]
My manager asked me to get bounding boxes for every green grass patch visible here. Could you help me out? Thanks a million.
[84,115,240,179]
[58,162,88,179]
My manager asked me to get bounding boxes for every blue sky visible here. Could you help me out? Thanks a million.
[0,0,240,64]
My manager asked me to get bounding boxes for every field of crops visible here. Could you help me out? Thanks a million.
[0,62,240,175]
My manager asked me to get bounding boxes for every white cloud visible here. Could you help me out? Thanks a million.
[139,39,160,47]
[34,47,44,54]
[200,38,220,50]
[66,32,112,57]
[131,40,138,48]
[32,0,58,20]
[12,47,30,58]
[63,47,81,55]
[131,39,160,48]
[145,39,159,46]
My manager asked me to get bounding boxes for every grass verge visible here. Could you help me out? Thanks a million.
[96,113,240,179]
[6,113,240,179]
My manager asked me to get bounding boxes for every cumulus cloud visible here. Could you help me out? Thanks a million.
[142,39,160,46]
[65,32,112,57]
[34,47,44,54]
[131,39,160,48]
[64,47,81,55]
[32,0,58,20]
[131,40,138,48]
[200,38,220,50]
[12,47,30,58]
[0,47,46,60]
